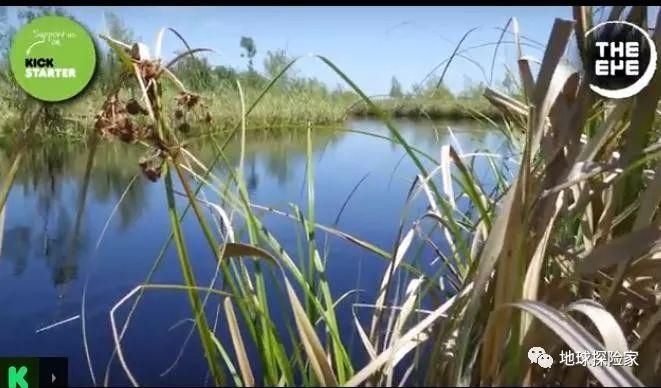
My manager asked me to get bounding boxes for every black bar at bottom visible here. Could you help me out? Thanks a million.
[38,357,69,388]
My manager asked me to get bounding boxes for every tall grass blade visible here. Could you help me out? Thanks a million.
[163,166,225,386]
[285,278,339,386]
[224,297,255,387]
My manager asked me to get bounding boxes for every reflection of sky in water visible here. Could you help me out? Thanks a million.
[0,119,514,386]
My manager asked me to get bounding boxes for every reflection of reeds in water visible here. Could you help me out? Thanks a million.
[0,204,5,258]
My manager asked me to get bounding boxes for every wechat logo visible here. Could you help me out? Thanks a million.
[528,346,554,369]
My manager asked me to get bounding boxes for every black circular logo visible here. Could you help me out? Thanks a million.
[584,21,657,99]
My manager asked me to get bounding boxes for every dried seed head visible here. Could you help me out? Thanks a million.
[134,124,154,141]
[140,61,158,80]
[94,114,111,131]
[139,151,164,182]
[138,155,149,168]
[143,165,163,182]
[176,92,200,110]
[130,42,152,61]
[177,122,191,133]
[187,94,199,109]
[174,109,184,119]
[118,129,136,143]
[126,98,148,115]
[116,114,131,129]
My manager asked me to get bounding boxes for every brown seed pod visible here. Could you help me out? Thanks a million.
[204,112,213,124]
[94,114,111,131]
[134,124,154,140]
[140,61,158,80]
[143,165,163,182]
[138,154,150,169]
[187,94,199,109]
[118,128,136,143]
[174,109,184,120]
[176,91,200,110]
[177,122,191,133]
[116,114,132,130]
[126,98,148,115]
[115,115,137,143]
[139,152,164,182]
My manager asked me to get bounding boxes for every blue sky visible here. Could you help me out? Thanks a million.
[7,6,576,95]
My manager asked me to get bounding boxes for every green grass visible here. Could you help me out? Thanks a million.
[2,6,661,387]
[349,95,500,121]
[0,85,498,141]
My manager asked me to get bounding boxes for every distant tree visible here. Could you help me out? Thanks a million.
[103,12,135,47]
[173,53,214,90]
[98,12,136,92]
[1,7,76,64]
[0,7,12,75]
[0,6,14,94]
[17,6,68,23]
[212,65,238,87]
[389,76,403,98]
[432,82,455,100]
[263,49,296,85]
[0,7,10,55]
[410,82,422,95]
[501,70,523,98]
[289,76,328,95]
[458,79,486,100]
[411,75,454,100]
[240,36,257,72]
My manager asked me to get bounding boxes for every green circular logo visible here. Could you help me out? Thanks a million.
[9,16,96,102]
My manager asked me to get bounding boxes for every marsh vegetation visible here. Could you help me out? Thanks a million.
[1,5,661,388]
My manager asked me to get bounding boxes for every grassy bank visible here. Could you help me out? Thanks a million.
[2,5,661,388]
[349,95,500,120]
[0,87,498,142]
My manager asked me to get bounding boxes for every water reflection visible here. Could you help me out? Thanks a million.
[0,119,509,386]
[0,126,344,286]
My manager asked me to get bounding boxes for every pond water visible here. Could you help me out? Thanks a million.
[0,118,513,386]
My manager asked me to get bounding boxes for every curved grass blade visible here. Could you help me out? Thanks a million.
[507,301,643,387]
[433,27,481,92]
[490,18,514,86]
[566,299,631,372]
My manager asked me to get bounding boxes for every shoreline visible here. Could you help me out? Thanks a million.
[0,96,502,144]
